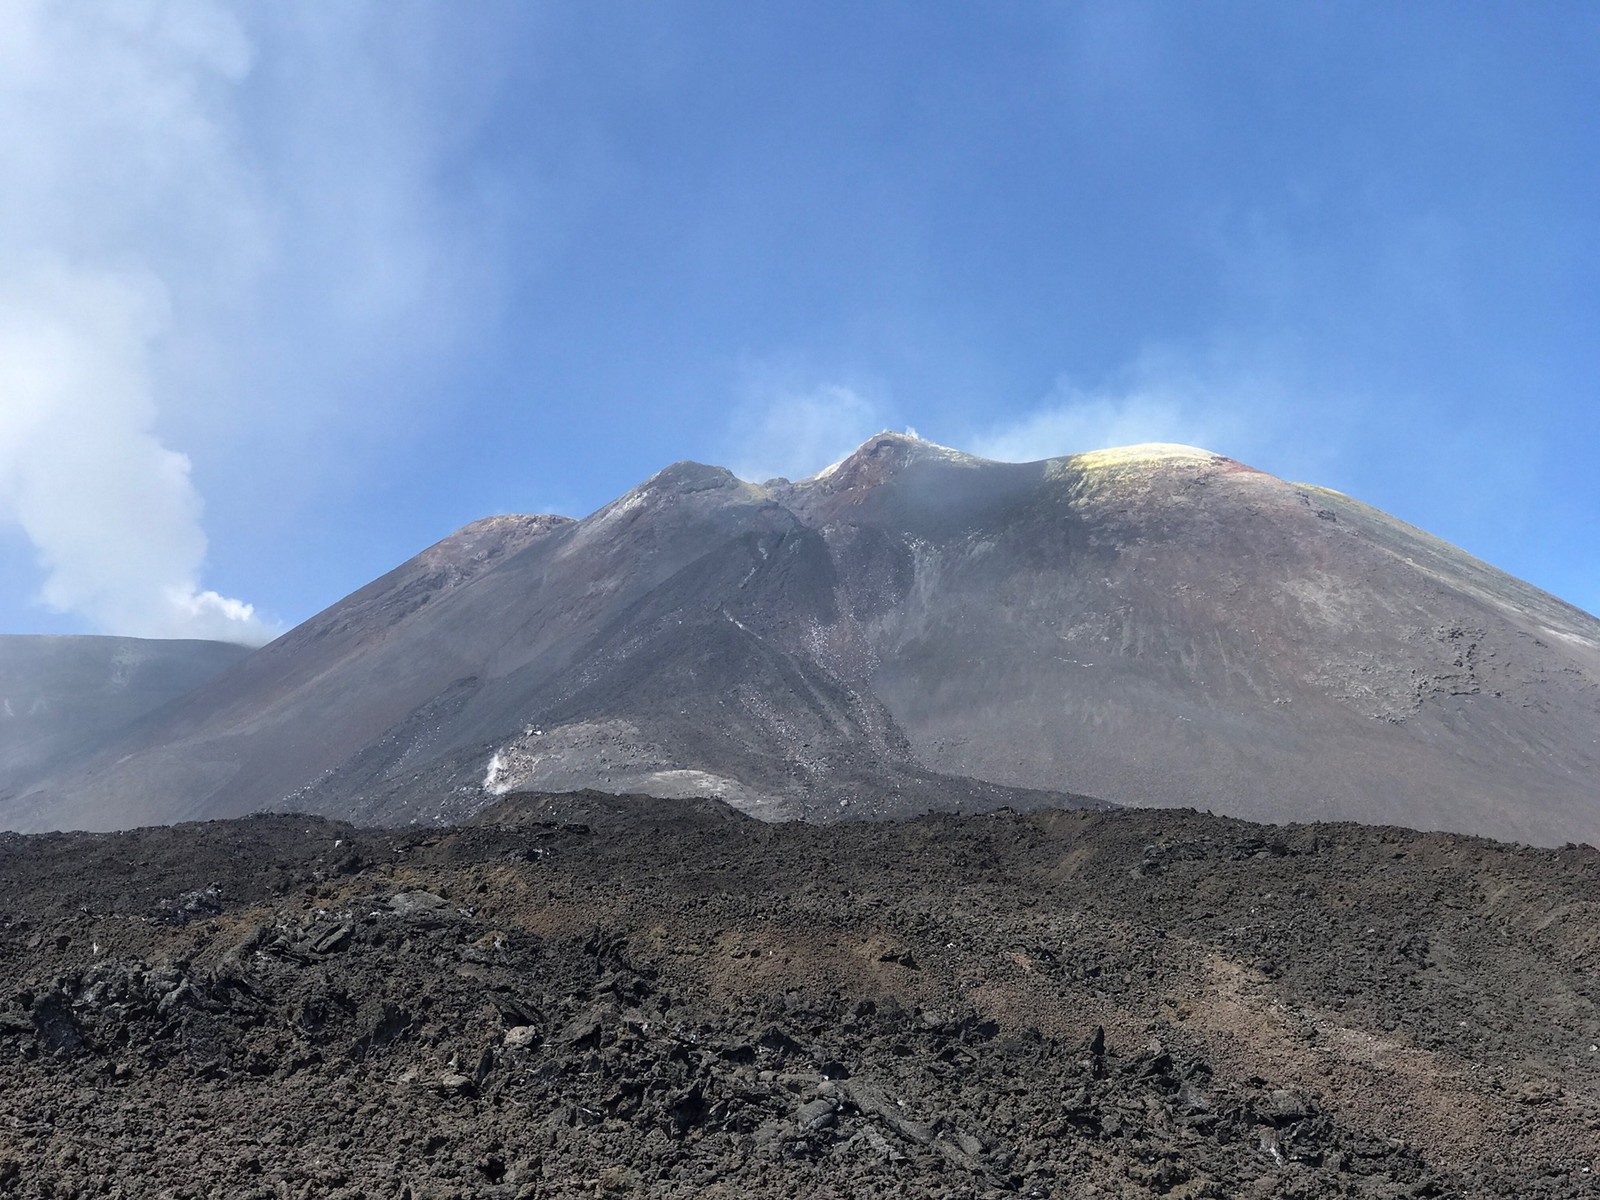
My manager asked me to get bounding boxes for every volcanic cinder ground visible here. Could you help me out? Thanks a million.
[7,436,1598,845]
[2,793,1597,1198]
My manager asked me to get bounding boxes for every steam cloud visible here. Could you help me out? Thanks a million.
[727,346,1297,483]
[972,387,1212,464]
[728,381,889,483]
[0,1,273,643]
[972,348,1298,469]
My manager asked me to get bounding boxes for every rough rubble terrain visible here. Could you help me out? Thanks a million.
[2,791,1598,1198]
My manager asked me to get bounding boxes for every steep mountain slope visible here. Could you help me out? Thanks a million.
[784,439,1600,843]
[2,514,579,831]
[10,435,1599,843]
[0,636,250,802]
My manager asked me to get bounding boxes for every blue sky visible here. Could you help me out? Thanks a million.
[1,1,1597,642]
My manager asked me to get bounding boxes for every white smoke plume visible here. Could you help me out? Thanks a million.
[971,345,1308,473]
[727,380,890,483]
[973,390,1202,463]
[0,1,273,643]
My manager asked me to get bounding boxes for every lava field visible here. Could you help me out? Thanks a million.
[2,792,1597,1198]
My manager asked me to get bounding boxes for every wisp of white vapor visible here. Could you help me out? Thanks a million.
[0,263,273,643]
[0,1,272,643]
[727,381,889,483]
[971,343,1319,476]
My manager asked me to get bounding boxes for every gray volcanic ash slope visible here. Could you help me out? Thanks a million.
[10,435,1600,843]
[0,635,250,803]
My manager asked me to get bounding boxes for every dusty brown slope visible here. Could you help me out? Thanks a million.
[1,794,1597,1197]
[11,435,1599,843]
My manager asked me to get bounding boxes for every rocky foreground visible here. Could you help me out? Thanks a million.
[2,793,1598,1198]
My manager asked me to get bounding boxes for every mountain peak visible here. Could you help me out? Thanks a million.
[1055,444,1278,495]
[1069,443,1222,468]
[14,430,1600,848]
[808,437,1248,486]
[807,430,982,486]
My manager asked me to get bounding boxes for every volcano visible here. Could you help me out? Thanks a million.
[8,435,1599,844]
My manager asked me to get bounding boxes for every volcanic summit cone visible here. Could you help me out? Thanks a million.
[9,435,1599,844]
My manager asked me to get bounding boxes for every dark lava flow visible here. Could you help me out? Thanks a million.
[2,792,1597,1197]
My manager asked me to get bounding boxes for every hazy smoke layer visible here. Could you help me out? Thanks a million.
[729,383,888,483]
[971,347,1293,469]
[0,1,273,643]
[973,390,1202,463]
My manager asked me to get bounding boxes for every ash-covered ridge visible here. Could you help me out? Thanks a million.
[9,435,1599,844]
